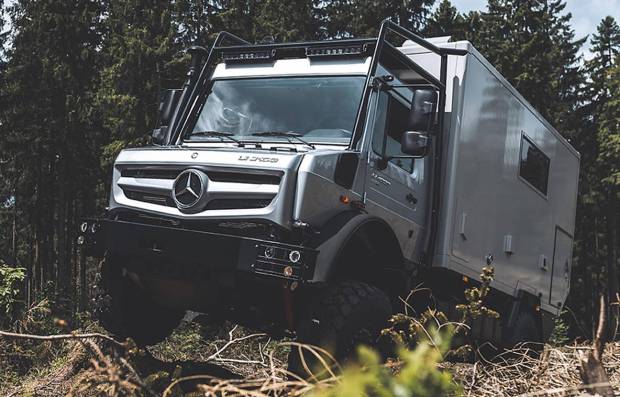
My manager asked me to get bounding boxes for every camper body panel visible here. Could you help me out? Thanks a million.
[402,42,580,315]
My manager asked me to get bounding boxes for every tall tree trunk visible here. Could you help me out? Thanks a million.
[607,189,619,339]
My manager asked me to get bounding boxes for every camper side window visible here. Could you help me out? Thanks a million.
[371,92,414,173]
[519,135,550,195]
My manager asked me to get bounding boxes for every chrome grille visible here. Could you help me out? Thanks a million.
[117,165,281,212]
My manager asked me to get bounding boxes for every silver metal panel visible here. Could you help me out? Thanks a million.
[402,41,580,314]
[211,57,372,79]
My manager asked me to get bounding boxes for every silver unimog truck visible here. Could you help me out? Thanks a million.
[79,21,579,368]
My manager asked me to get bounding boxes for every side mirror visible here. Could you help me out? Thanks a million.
[399,88,437,157]
[407,89,437,132]
[152,89,182,145]
[401,131,429,157]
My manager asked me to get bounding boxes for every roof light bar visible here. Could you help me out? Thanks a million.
[306,45,367,58]
[222,49,276,63]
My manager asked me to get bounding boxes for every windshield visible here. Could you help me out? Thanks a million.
[186,76,365,145]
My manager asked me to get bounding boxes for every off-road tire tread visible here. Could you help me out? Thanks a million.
[93,257,184,347]
[289,281,391,374]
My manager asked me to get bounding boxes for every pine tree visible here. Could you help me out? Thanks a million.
[96,0,180,167]
[581,17,620,335]
[325,0,436,39]
[476,0,585,126]
[254,0,323,42]
[462,11,483,44]
[596,58,620,320]
[586,17,620,110]
[423,0,466,39]
[1,0,104,309]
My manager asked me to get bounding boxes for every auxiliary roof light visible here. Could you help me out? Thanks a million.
[222,49,276,63]
[305,45,367,58]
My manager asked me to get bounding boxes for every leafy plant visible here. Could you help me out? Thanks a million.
[549,309,570,346]
[0,260,26,325]
[382,255,499,359]
[309,329,459,397]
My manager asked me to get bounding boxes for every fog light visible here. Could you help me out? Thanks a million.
[90,223,98,234]
[80,222,88,233]
[283,266,293,277]
[77,235,85,245]
[264,246,275,259]
[289,250,301,263]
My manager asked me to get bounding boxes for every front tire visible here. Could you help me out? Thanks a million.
[289,281,392,376]
[94,256,185,347]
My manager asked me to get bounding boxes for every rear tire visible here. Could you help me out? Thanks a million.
[289,281,392,377]
[94,256,184,347]
[502,308,542,351]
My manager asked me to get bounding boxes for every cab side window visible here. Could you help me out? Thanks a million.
[371,92,414,173]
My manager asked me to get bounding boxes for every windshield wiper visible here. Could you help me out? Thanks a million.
[187,130,245,146]
[251,131,315,149]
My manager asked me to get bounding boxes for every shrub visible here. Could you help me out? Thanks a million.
[309,329,459,397]
[0,260,26,326]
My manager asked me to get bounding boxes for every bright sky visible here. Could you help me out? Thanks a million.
[444,0,620,59]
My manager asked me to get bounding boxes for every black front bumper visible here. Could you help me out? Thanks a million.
[78,218,318,283]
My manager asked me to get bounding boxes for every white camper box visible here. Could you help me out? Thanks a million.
[400,40,580,315]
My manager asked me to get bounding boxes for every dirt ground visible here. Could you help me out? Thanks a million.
[1,317,619,396]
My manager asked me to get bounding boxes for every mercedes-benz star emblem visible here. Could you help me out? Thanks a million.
[172,169,208,212]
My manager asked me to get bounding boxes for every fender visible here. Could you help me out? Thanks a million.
[308,211,408,296]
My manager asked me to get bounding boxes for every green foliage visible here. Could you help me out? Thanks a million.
[382,258,499,361]
[548,309,570,346]
[310,330,459,397]
[456,261,500,322]
[474,0,585,127]
[0,260,25,324]
[324,0,435,38]
[423,0,466,39]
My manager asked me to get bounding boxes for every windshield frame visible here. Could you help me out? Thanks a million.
[179,74,367,147]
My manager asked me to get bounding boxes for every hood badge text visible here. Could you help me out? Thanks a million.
[238,155,279,163]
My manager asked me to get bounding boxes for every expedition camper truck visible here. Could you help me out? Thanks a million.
[79,21,579,368]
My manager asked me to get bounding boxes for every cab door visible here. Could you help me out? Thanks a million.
[363,89,429,260]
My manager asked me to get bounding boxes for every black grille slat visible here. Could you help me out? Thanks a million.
[124,190,176,207]
[206,171,281,185]
[121,169,181,179]
[121,167,281,185]
[206,198,273,210]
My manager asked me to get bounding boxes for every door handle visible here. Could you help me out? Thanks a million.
[406,193,417,205]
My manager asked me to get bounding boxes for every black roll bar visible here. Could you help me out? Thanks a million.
[167,32,250,144]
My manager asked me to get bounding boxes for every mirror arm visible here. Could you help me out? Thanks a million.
[378,154,419,170]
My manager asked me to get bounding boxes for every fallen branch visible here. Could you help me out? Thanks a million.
[0,329,125,348]
[205,325,266,362]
